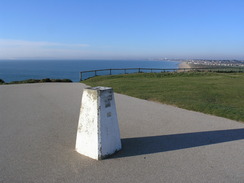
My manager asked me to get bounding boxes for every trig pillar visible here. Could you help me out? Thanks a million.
[76,86,122,160]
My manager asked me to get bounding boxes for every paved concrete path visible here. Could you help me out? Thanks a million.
[0,83,244,183]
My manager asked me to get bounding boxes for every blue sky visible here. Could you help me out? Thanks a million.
[0,0,244,60]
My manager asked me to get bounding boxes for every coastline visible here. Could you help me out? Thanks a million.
[0,60,178,82]
[179,61,191,69]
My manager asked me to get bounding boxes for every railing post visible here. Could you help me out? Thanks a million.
[124,69,126,74]
[95,70,97,76]
[80,72,82,81]
[110,69,112,75]
[139,68,141,73]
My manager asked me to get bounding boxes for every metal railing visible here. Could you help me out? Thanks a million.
[79,67,244,81]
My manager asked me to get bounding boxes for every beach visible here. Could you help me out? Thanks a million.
[179,61,191,69]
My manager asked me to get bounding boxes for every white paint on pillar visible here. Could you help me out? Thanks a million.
[76,86,122,160]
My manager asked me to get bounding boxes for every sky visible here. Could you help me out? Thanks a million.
[0,0,244,60]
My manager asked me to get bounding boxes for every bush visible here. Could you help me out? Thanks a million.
[0,79,4,84]
[60,79,72,82]
[51,79,72,82]
[25,79,41,83]
[8,78,72,84]
[40,78,52,82]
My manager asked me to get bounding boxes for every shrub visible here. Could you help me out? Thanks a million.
[60,79,72,82]
[7,78,72,84]
[51,79,72,82]
[40,78,52,82]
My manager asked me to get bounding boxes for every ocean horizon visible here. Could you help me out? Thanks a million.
[0,60,180,82]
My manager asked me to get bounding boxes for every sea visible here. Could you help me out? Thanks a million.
[0,60,180,82]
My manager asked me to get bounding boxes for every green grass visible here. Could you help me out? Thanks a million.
[82,72,244,122]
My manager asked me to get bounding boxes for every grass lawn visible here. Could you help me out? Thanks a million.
[82,72,244,122]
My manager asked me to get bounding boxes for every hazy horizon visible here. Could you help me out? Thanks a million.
[0,58,244,62]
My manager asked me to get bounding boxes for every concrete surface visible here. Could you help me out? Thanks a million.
[0,83,244,183]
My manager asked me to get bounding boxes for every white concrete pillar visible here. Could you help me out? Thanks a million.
[76,86,122,160]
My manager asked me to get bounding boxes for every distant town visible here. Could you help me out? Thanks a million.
[150,58,244,67]
[185,59,244,67]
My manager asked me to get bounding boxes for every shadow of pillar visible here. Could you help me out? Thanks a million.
[112,128,244,158]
